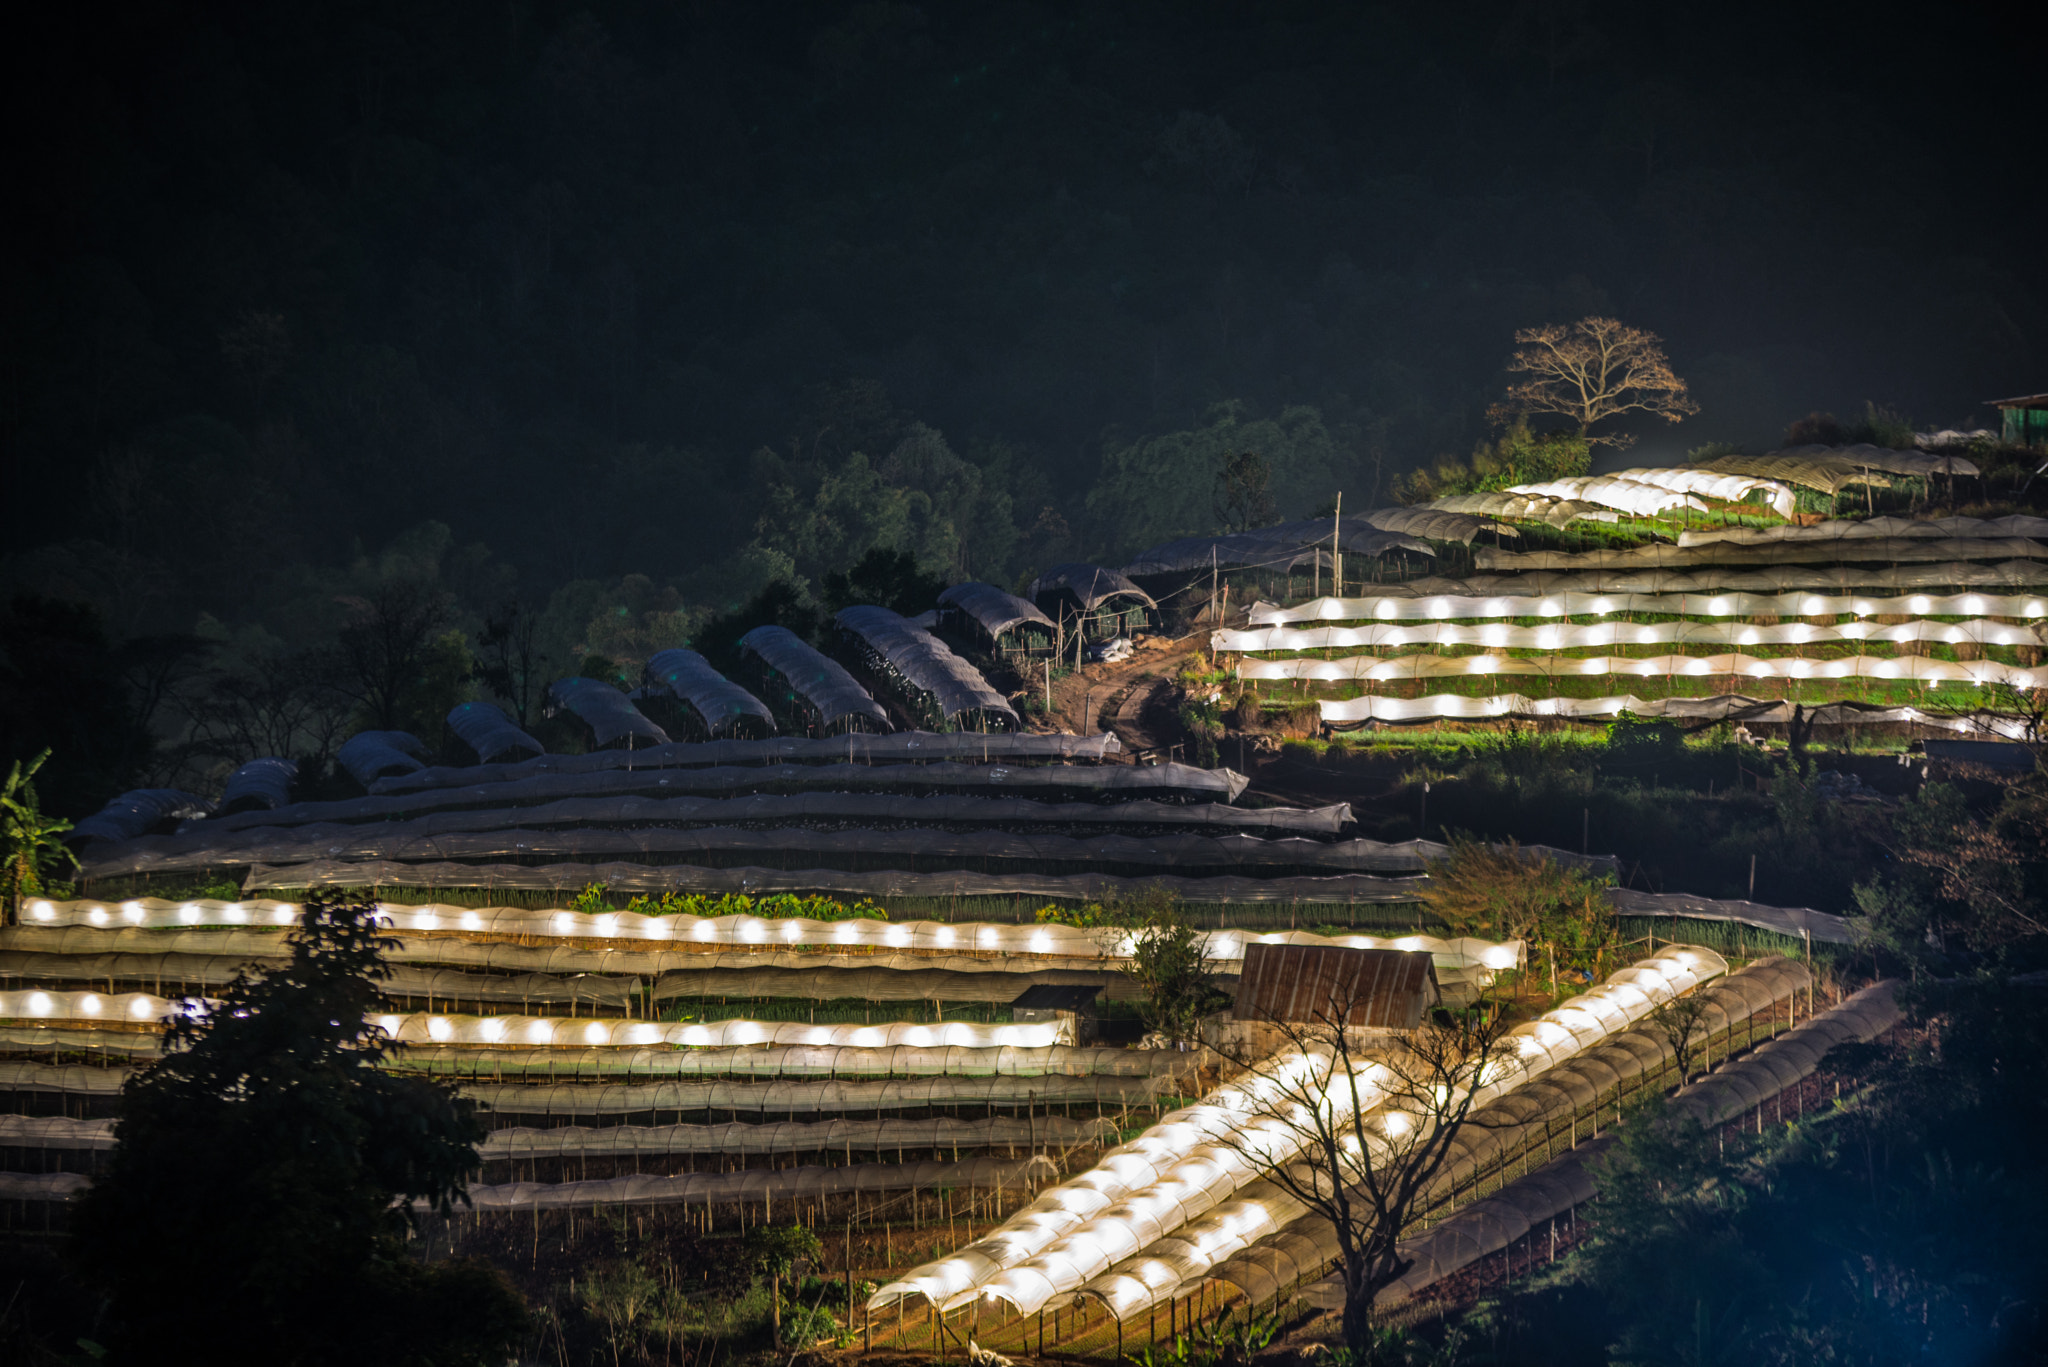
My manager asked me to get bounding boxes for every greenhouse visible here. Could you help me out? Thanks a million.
[336,731,425,786]
[938,583,1057,660]
[446,700,545,764]
[374,730,1121,796]
[644,648,776,740]
[67,789,215,845]
[738,625,892,736]
[547,677,670,750]
[835,606,1020,733]
[216,758,296,814]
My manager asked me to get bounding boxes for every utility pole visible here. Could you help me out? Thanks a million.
[1332,491,1343,599]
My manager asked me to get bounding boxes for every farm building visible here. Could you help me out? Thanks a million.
[1992,392,2048,449]
[1028,563,1158,642]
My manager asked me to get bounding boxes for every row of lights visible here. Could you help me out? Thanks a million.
[1317,594,2048,622]
[32,902,1508,970]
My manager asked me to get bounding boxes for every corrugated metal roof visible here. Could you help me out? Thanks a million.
[1231,944,1437,1030]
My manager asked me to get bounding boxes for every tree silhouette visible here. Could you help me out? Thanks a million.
[69,891,526,1364]
[1489,317,1698,447]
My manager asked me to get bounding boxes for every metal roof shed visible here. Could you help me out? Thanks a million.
[1231,943,1439,1032]
[645,649,776,740]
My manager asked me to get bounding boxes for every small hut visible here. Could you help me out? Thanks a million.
[1027,563,1157,644]
[938,581,1057,662]
[1010,983,1101,1045]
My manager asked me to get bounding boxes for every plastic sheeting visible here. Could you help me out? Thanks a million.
[451,1156,1057,1211]
[461,1070,1192,1117]
[1504,476,1707,518]
[338,732,425,787]
[0,952,646,1010]
[242,859,1432,906]
[739,626,893,735]
[1216,617,2045,654]
[447,701,545,764]
[1,911,1521,981]
[140,762,1250,851]
[1249,590,2048,625]
[1120,522,1432,578]
[389,1042,1165,1080]
[1678,513,2048,547]
[1237,650,2039,688]
[1606,467,1796,519]
[939,583,1056,642]
[0,1157,1059,1211]
[836,607,1020,731]
[81,824,1514,882]
[1027,564,1157,613]
[549,677,670,749]
[1612,889,1860,943]
[219,758,296,812]
[645,649,776,738]
[1359,508,1505,545]
[370,731,1121,797]
[0,1112,1120,1158]
[1346,976,1895,1313]
[1099,956,1811,1320]
[1730,443,1982,481]
[66,789,216,845]
[1317,690,2028,741]
[1425,492,1618,527]
[1691,451,1894,495]
[1224,958,1818,1313]
[872,947,1724,1316]
[172,793,1351,850]
[1475,538,2048,572]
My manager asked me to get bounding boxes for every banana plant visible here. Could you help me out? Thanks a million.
[2,750,78,923]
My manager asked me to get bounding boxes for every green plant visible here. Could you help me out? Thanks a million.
[739,1222,824,1345]
[2,750,78,922]
[571,882,614,914]
[1120,893,1225,1043]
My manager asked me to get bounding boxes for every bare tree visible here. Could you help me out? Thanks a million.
[474,599,550,730]
[331,580,452,731]
[1646,992,1714,1083]
[182,650,354,776]
[1489,316,1697,448]
[1217,980,1516,1356]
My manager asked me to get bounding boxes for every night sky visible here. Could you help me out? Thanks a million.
[4,1,2041,629]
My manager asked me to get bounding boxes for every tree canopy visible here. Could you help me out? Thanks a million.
[69,892,527,1365]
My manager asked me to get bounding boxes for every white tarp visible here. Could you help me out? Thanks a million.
[1237,650,2038,688]
[1215,618,2044,653]
[1248,590,2048,625]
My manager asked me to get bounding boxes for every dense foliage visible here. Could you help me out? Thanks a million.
[69,892,527,1365]
[3,2,2041,814]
